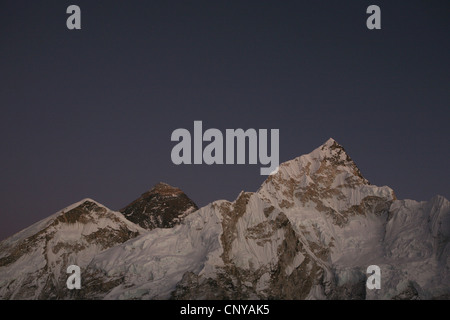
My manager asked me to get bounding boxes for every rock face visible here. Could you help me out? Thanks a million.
[120,182,198,230]
[1,138,449,300]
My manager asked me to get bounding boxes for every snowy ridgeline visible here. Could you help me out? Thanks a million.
[0,138,449,299]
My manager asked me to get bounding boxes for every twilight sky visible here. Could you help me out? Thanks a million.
[0,1,449,240]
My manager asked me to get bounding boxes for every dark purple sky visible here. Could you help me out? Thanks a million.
[1,1,449,240]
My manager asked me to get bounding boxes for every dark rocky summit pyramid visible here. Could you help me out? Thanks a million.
[120,182,199,230]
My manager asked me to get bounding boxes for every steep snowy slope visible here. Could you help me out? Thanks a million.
[79,202,224,299]
[76,138,450,300]
[0,199,145,299]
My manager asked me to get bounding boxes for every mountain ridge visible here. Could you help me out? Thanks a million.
[0,138,448,300]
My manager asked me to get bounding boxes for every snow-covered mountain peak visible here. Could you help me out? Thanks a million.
[258,138,394,216]
[56,199,110,225]
[74,198,104,206]
[322,137,339,147]
[0,199,144,299]
[309,138,367,183]
[262,138,367,187]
